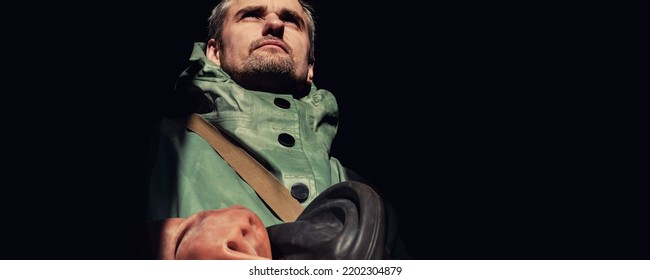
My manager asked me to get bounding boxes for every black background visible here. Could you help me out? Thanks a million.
[3,1,645,260]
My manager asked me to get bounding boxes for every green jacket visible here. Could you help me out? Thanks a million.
[146,43,349,226]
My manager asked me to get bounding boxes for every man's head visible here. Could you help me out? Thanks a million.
[206,0,316,96]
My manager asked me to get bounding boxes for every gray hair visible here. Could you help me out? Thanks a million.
[207,0,317,64]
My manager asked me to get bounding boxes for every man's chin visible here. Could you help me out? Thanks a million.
[245,56,294,75]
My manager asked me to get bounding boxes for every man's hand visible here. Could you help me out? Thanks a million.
[150,205,272,260]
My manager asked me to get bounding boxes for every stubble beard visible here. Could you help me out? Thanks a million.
[224,49,309,96]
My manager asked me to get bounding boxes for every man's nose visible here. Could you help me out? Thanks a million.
[262,14,285,37]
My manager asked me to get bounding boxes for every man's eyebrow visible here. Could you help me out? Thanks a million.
[233,5,306,28]
[279,8,305,28]
[233,5,266,19]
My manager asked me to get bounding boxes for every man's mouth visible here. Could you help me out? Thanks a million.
[256,40,289,53]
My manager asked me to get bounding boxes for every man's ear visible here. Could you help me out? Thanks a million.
[206,38,221,66]
[307,63,314,84]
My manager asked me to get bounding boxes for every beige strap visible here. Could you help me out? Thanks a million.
[176,113,303,222]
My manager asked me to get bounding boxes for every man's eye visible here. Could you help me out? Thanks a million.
[283,19,297,25]
[242,12,262,19]
[280,16,299,27]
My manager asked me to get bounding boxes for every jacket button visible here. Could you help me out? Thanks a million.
[273,97,291,109]
[291,183,310,203]
[278,133,295,147]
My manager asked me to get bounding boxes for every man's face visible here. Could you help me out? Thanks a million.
[207,0,313,94]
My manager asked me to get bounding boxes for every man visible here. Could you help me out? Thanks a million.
[146,0,407,260]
